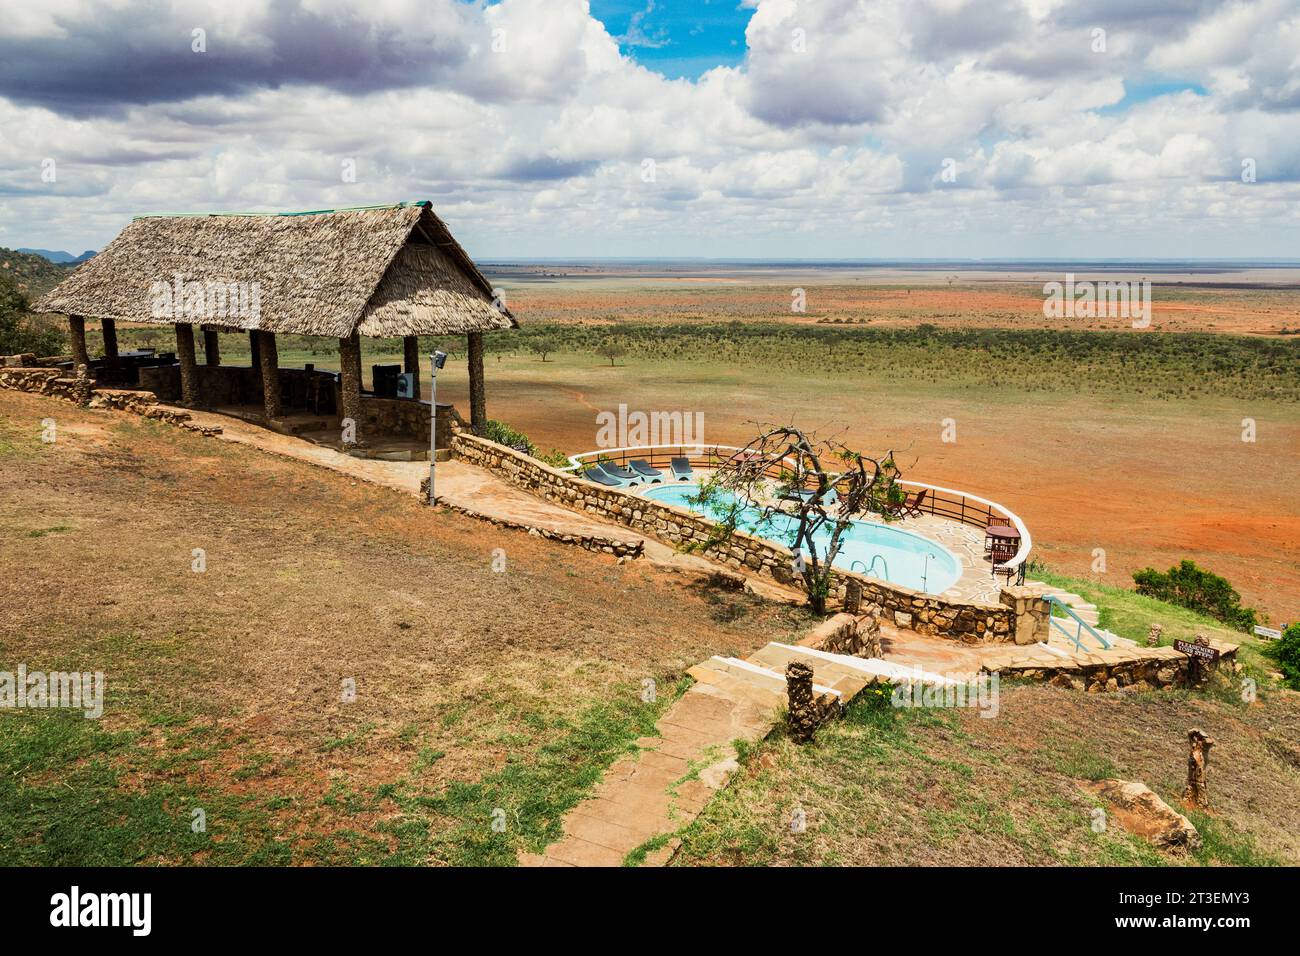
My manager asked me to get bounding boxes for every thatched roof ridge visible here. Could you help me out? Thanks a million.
[33,202,517,338]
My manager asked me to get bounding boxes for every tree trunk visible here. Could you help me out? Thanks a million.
[339,332,362,447]
[202,329,221,366]
[100,319,119,362]
[1183,728,1213,808]
[467,331,486,435]
[258,330,281,420]
[175,324,199,406]
[403,335,420,398]
[68,315,90,368]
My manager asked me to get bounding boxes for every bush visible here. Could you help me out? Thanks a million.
[0,277,65,357]
[481,419,535,454]
[1270,623,1300,690]
[1132,559,1258,632]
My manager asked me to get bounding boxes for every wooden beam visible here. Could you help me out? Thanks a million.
[68,315,90,369]
[403,335,420,396]
[175,324,198,406]
[258,330,281,420]
[100,319,119,362]
[202,329,221,366]
[339,332,362,447]
[467,331,486,435]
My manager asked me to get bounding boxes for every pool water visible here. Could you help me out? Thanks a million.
[641,483,962,594]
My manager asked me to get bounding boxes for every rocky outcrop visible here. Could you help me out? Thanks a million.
[1079,779,1202,851]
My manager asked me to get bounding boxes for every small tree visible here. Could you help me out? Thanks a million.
[694,424,906,615]
[529,337,556,362]
[596,339,626,367]
[0,276,65,356]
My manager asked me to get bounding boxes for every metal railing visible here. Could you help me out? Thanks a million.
[561,443,1034,576]
[1044,594,1111,651]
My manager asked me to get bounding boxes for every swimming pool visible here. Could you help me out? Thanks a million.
[641,483,962,594]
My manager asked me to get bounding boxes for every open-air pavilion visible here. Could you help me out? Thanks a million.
[33,201,516,457]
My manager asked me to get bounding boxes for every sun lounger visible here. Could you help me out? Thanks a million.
[629,459,664,482]
[582,466,621,487]
[599,462,643,484]
[670,457,694,481]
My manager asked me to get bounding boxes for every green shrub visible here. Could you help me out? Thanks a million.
[0,276,66,356]
[1270,623,1300,690]
[481,419,535,454]
[1132,560,1258,632]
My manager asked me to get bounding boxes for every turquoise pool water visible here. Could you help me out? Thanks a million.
[641,483,962,594]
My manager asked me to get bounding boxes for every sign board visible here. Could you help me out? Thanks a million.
[1253,625,1282,640]
[1174,638,1220,661]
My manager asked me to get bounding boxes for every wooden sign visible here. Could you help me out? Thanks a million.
[1253,625,1282,641]
[1174,638,1220,661]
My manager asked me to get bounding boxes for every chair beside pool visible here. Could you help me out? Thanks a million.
[670,457,694,481]
[600,461,645,485]
[628,459,664,482]
[581,465,622,487]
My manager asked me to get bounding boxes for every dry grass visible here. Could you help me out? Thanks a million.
[0,388,809,864]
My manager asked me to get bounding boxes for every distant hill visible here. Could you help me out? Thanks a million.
[0,247,82,301]
[17,247,96,265]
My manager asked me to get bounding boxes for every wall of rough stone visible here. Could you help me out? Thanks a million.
[797,612,884,657]
[452,432,1022,642]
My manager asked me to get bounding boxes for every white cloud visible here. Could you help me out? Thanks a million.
[0,0,1297,257]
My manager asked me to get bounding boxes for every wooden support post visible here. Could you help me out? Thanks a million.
[175,324,199,406]
[403,335,420,397]
[1183,728,1213,808]
[68,315,90,369]
[100,319,119,362]
[467,331,486,435]
[258,330,281,420]
[339,332,362,447]
[202,329,221,366]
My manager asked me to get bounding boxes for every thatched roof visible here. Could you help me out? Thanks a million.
[33,202,517,338]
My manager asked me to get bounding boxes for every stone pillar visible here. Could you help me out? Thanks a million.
[68,315,91,369]
[1183,728,1213,808]
[786,661,821,744]
[72,363,92,407]
[257,330,281,420]
[1146,623,1163,647]
[467,330,486,435]
[339,332,362,447]
[100,319,119,362]
[203,329,221,366]
[403,335,420,397]
[844,578,862,615]
[175,324,199,406]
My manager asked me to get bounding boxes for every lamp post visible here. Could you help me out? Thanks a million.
[428,350,447,505]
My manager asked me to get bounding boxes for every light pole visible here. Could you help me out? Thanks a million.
[428,350,447,505]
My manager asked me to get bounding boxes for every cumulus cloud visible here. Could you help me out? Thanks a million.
[0,0,1297,257]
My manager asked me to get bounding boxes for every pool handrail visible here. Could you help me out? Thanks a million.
[561,443,1033,574]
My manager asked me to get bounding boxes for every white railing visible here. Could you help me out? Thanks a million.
[560,444,1033,574]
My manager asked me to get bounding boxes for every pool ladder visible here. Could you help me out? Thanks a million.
[851,555,890,582]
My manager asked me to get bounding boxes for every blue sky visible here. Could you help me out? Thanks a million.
[588,0,752,78]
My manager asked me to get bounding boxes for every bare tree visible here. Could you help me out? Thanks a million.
[694,424,907,614]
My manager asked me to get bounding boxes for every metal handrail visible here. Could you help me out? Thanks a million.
[1044,594,1111,650]
[561,443,1033,573]
[850,555,891,582]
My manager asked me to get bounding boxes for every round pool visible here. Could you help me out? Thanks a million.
[641,483,962,594]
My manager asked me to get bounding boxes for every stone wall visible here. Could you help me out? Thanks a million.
[0,365,221,436]
[452,432,1022,642]
[797,612,883,657]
